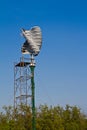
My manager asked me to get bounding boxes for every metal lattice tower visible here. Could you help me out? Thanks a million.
[14,56,32,108]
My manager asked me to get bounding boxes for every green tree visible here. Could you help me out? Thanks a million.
[0,104,87,130]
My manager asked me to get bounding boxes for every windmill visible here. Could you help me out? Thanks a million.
[21,26,42,130]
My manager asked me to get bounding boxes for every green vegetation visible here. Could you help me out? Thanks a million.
[0,104,87,130]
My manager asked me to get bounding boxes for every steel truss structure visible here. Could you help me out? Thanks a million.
[14,56,32,108]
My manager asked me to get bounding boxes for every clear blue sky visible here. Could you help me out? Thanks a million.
[0,0,87,113]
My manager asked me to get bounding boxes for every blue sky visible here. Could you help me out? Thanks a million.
[0,0,87,113]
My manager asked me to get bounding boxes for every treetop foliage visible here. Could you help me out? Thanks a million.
[0,104,87,130]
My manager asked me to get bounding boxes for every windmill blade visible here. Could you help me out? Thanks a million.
[21,40,29,54]
[21,26,42,56]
